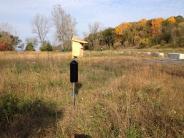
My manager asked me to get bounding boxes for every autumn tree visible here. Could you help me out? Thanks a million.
[170,22,184,47]
[151,18,164,36]
[0,23,20,51]
[175,16,184,23]
[86,16,184,49]
[115,23,132,45]
[138,19,147,27]
[167,16,176,24]
[115,23,131,35]
[0,23,21,51]
[120,29,131,47]
[0,32,20,51]
[0,32,12,50]
[101,28,115,48]
[177,22,184,47]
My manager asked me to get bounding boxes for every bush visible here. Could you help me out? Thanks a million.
[25,42,35,51]
[0,43,9,51]
[139,38,150,48]
[0,32,20,51]
[40,42,53,51]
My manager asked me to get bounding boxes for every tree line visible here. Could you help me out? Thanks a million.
[85,16,184,50]
[1,14,184,51]
[0,5,75,51]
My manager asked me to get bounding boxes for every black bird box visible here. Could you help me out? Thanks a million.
[70,60,78,83]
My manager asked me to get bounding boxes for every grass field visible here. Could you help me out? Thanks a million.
[0,51,184,138]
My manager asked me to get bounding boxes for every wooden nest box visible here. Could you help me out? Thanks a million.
[72,36,88,58]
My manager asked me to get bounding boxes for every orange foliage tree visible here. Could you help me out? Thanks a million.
[0,32,19,51]
[138,19,147,26]
[167,16,176,24]
[151,18,164,36]
[115,23,131,35]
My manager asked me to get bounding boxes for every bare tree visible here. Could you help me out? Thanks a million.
[88,22,101,35]
[26,37,38,46]
[0,23,17,35]
[32,14,49,44]
[52,5,76,50]
[87,22,102,48]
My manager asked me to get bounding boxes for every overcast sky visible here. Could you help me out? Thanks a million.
[0,0,183,42]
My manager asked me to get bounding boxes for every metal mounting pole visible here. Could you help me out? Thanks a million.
[73,82,76,107]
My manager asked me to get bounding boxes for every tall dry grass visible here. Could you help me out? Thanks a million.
[0,51,184,138]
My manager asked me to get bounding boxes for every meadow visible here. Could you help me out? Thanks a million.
[0,51,184,138]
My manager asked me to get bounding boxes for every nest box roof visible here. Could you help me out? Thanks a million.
[72,36,88,44]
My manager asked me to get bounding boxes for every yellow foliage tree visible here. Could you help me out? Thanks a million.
[138,19,147,26]
[167,16,176,24]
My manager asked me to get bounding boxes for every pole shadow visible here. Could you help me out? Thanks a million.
[0,93,63,138]
[75,82,82,95]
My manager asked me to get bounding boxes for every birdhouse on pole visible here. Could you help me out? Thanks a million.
[70,59,78,83]
[72,36,88,58]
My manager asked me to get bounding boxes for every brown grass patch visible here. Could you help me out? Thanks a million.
[0,51,183,137]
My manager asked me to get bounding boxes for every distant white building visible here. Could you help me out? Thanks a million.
[16,42,24,51]
[168,53,184,60]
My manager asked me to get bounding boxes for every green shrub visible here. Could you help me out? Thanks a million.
[139,38,150,49]
[25,42,35,51]
[40,42,53,51]
[126,126,142,138]
[0,94,19,123]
